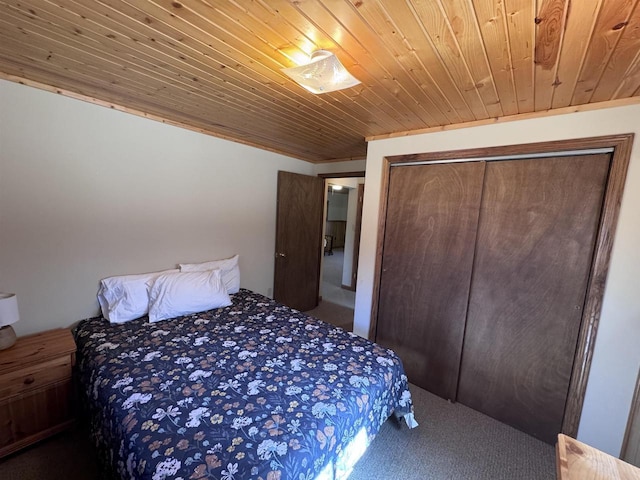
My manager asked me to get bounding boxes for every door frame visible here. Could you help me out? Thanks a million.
[369,134,634,438]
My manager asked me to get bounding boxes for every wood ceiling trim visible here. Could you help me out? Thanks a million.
[0,71,328,163]
[140,0,390,133]
[365,95,640,142]
[0,1,366,156]
[0,5,350,145]
[194,0,406,133]
[0,43,353,156]
[27,0,371,138]
[1,0,639,161]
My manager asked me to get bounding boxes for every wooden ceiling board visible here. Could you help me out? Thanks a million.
[0,26,346,157]
[1,0,366,158]
[591,1,640,101]
[472,0,519,116]
[504,0,536,113]
[105,0,371,141]
[534,0,569,111]
[330,0,468,125]
[0,0,638,162]
[242,0,407,131]
[285,0,446,128]
[364,0,480,122]
[438,0,504,117]
[550,0,603,108]
[571,0,639,106]
[411,0,500,119]
[210,0,412,132]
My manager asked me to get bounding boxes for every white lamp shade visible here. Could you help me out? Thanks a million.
[282,50,360,94]
[0,293,20,327]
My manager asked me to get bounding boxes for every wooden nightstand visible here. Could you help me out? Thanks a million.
[0,328,76,458]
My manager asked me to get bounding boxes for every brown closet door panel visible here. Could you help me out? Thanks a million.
[376,162,485,400]
[457,154,611,444]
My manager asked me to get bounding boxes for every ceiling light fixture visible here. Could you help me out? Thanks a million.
[282,50,360,94]
[331,185,343,191]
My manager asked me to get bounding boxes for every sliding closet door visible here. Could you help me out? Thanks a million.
[376,162,485,400]
[457,153,611,444]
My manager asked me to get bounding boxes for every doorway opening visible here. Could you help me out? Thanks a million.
[306,173,364,331]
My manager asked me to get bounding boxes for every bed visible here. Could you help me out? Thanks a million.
[74,289,416,480]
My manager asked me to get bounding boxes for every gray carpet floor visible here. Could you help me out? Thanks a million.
[0,384,555,479]
[321,248,356,309]
[350,386,555,479]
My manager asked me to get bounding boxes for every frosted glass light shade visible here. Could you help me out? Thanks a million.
[282,50,360,94]
[0,293,19,327]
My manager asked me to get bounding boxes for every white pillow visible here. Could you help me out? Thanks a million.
[98,269,178,323]
[147,269,232,323]
[179,254,240,294]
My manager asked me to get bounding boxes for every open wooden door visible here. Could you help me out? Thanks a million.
[274,171,325,311]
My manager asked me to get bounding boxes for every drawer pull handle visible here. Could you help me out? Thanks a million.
[23,376,35,385]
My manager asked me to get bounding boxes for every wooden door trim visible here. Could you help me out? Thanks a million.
[369,134,634,437]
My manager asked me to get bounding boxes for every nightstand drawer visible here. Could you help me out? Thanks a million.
[0,356,72,399]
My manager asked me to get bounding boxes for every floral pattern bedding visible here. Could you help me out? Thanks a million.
[74,289,416,480]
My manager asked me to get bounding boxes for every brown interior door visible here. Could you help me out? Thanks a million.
[273,171,324,311]
[375,162,485,400]
[457,153,611,444]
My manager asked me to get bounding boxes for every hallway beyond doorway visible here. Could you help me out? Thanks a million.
[321,248,355,309]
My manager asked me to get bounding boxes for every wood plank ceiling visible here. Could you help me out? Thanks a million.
[1,0,639,162]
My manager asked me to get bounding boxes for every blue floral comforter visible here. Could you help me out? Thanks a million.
[74,289,416,480]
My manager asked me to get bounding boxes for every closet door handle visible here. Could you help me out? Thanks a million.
[276,252,287,258]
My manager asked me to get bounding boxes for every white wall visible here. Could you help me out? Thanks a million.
[327,191,349,220]
[356,104,640,456]
[0,80,314,335]
[314,160,366,175]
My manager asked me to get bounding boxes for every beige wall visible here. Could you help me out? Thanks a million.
[356,104,640,456]
[0,80,314,335]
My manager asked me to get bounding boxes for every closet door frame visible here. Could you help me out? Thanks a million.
[370,134,634,437]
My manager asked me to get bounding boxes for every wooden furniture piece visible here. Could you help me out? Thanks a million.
[375,151,616,444]
[0,328,76,457]
[557,434,640,479]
